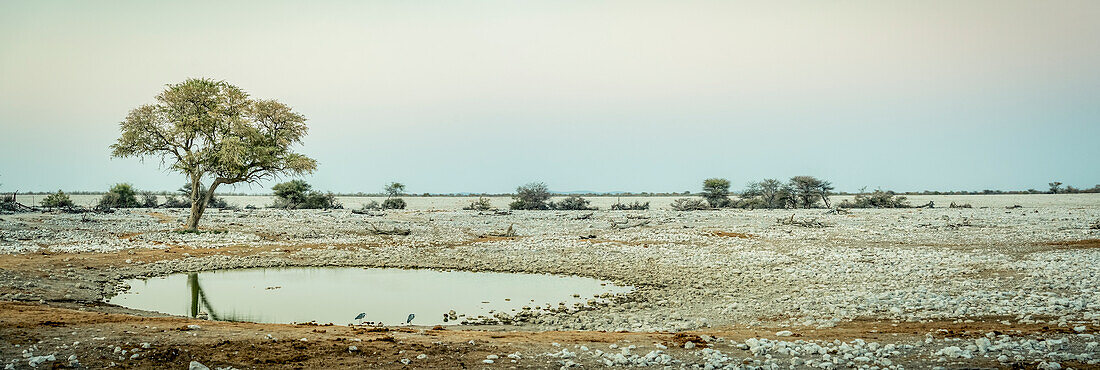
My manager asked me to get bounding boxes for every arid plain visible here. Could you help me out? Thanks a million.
[2,194,1099,369]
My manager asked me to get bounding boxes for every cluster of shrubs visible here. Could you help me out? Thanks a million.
[92,183,231,210]
[670,198,709,211]
[610,200,650,210]
[463,197,494,211]
[837,190,910,208]
[507,183,599,210]
[271,180,341,209]
[358,182,407,211]
[40,190,75,208]
[671,176,837,211]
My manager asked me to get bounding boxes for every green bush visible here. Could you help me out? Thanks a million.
[40,190,75,208]
[309,192,341,209]
[360,200,381,210]
[272,180,311,208]
[610,201,649,210]
[510,182,551,210]
[728,197,768,209]
[463,197,493,211]
[98,183,140,208]
[272,180,341,209]
[550,195,595,210]
[381,197,406,210]
[838,190,910,208]
[670,198,709,211]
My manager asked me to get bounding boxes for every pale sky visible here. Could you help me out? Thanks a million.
[2,0,1098,194]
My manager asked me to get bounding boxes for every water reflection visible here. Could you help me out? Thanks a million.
[112,267,633,326]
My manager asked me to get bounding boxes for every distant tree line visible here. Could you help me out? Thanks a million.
[668,176,841,211]
[13,181,1099,198]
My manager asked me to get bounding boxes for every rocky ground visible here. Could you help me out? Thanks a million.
[1,196,1099,369]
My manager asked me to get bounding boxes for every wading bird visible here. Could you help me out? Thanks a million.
[406,313,415,324]
[354,312,366,324]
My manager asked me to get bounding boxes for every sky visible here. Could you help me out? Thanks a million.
[1,0,1098,194]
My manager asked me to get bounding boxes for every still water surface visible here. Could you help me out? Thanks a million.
[109,267,632,326]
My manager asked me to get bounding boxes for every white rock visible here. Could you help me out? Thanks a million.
[775,331,794,337]
[27,355,56,367]
[189,361,211,370]
[1038,362,1062,370]
[684,341,696,349]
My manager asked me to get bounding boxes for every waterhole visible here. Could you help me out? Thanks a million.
[109,267,633,326]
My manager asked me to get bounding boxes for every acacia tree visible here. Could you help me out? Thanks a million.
[111,78,316,230]
[381,182,407,210]
[701,178,731,208]
[788,176,834,208]
[742,178,790,209]
[384,182,406,197]
[510,182,552,210]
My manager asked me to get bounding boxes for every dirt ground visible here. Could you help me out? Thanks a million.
[3,204,1099,368]
[6,299,1089,369]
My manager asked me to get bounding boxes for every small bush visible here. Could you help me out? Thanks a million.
[41,190,75,208]
[510,182,551,210]
[381,197,406,210]
[140,192,159,207]
[670,198,709,211]
[304,192,341,209]
[728,197,767,209]
[610,201,649,210]
[838,190,910,208]
[550,195,595,210]
[463,197,493,211]
[360,200,381,210]
[98,183,140,208]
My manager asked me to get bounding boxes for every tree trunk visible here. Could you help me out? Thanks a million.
[185,176,205,231]
[184,177,221,231]
[821,193,831,208]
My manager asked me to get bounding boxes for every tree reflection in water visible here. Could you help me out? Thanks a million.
[188,272,243,321]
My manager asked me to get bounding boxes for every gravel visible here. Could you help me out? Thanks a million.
[2,194,1099,367]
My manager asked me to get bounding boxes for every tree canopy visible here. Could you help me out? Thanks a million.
[701,178,731,208]
[111,78,316,229]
